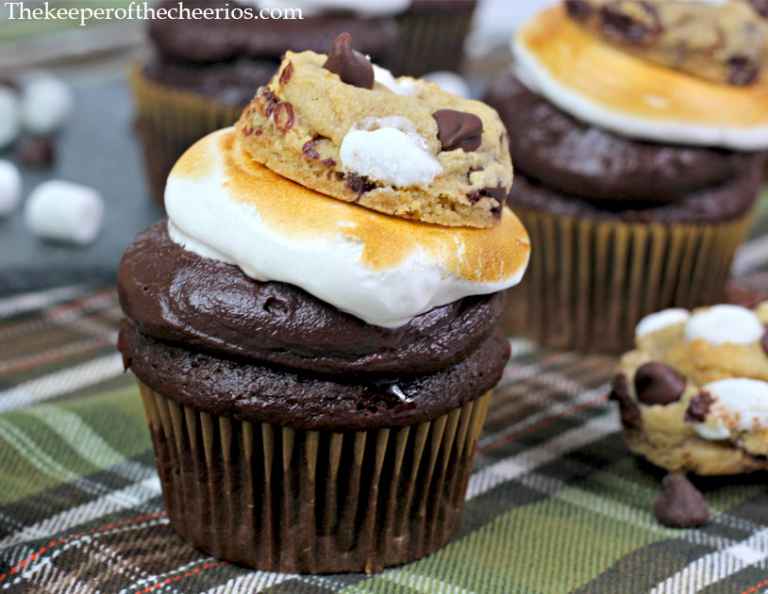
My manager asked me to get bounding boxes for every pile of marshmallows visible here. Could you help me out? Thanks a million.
[0,74,104,246]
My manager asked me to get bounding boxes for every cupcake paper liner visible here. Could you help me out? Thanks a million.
[504,207,755,353]
[130,66,243,206]
[138,381,491,574]
[391,5,477,76]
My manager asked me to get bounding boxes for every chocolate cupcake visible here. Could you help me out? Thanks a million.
[132,0,399,204]
[119,38,530,573]
[486,1,768,353]
[391,0,478,77]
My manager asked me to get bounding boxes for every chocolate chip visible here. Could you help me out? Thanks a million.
[323,33,374,90]
[600,1,661,46]
[0,76,19,93]
[750,0,768,18]
[272,102,294,133]
[468,186,505,216]
[634,362,686,406]
[727,55,759,86]
[279,61,294,86]
[260,88,280,117]
[346,173,376,197]
[302,139,320,160]
[762,329,768,356]
[609,373,642,429]
[17,136,56,168]
[654,473,710,528]
[685,391,715,423]
[565,0,593,21]
[433,109,483,152]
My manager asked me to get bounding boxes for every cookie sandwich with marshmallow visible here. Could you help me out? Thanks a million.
[118,34,530,574]
[486,0,768,353]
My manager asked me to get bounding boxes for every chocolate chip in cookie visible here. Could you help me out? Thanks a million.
[634,361,686,406]
[433,109,483,152]
[685,390,715,423]
[599,1,661,47]
[323,33,374,90]
[762,329,768,356]
[609,373,642,429]
[728,55,760,86]
[654,473,710,528]
[565,0,593,21]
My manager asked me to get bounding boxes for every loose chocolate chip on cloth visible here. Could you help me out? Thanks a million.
[654,473,711,528]
[566,0,768,85]
[6,286,768,591]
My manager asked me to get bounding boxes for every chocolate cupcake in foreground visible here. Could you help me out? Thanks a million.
[132,0,399,205]
[118,37,530,573]
[485,1,768,353]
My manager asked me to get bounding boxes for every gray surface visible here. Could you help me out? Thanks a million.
[0,76,163,295]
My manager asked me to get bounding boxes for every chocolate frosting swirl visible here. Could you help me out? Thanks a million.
[118,223,506,378]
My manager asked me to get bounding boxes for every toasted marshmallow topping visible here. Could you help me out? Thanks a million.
[685,305,764,345]
[694,378,768,441]
[514,5,768,150]
[636,309,690,339]
[165,128,531,328]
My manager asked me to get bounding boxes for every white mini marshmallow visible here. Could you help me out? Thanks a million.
[373,65,416,96]
[423,71,471,98]
[685,305,764,345]
[0,160,21,217]
[340,120,442,187]
[25,180,103,245]
[0,88,20,149]
[694,378,768,441]
[21,74,73,135]
[636,308,690,339]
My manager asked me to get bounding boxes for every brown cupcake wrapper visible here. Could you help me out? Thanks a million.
[504,207,756,353]
[138,381,491,574]
[390,6,477,76]
[130,65,243,205]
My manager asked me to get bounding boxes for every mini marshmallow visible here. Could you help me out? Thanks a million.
[423,71,472,98]
[0,160,22,217]
[340,125,442,187]
[372,65,416,96]
[694,378,768,441]
[636,309,690,338]
[25,180,103,245]
[0,88,20,149]
[21,74,73,135]
[685,305,764,345]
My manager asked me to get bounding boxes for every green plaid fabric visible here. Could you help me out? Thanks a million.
[0,285,767,594]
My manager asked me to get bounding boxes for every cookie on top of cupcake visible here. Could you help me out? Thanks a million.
[486,0,768,353]
[119,34,530,574]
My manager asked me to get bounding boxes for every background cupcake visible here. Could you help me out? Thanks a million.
[132,0,400,204]
[486,0,768,353]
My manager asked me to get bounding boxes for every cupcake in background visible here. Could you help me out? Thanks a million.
[486,0,768,353]
[132,0,399,204]
[389,0,479,76]
[119,35,530,573]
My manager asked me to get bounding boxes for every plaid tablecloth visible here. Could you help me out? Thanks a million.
[0,285,767,594]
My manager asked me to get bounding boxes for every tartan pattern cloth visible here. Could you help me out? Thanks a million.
[0,286,767,594]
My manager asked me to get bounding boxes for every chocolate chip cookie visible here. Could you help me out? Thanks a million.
[236,34,513,228]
